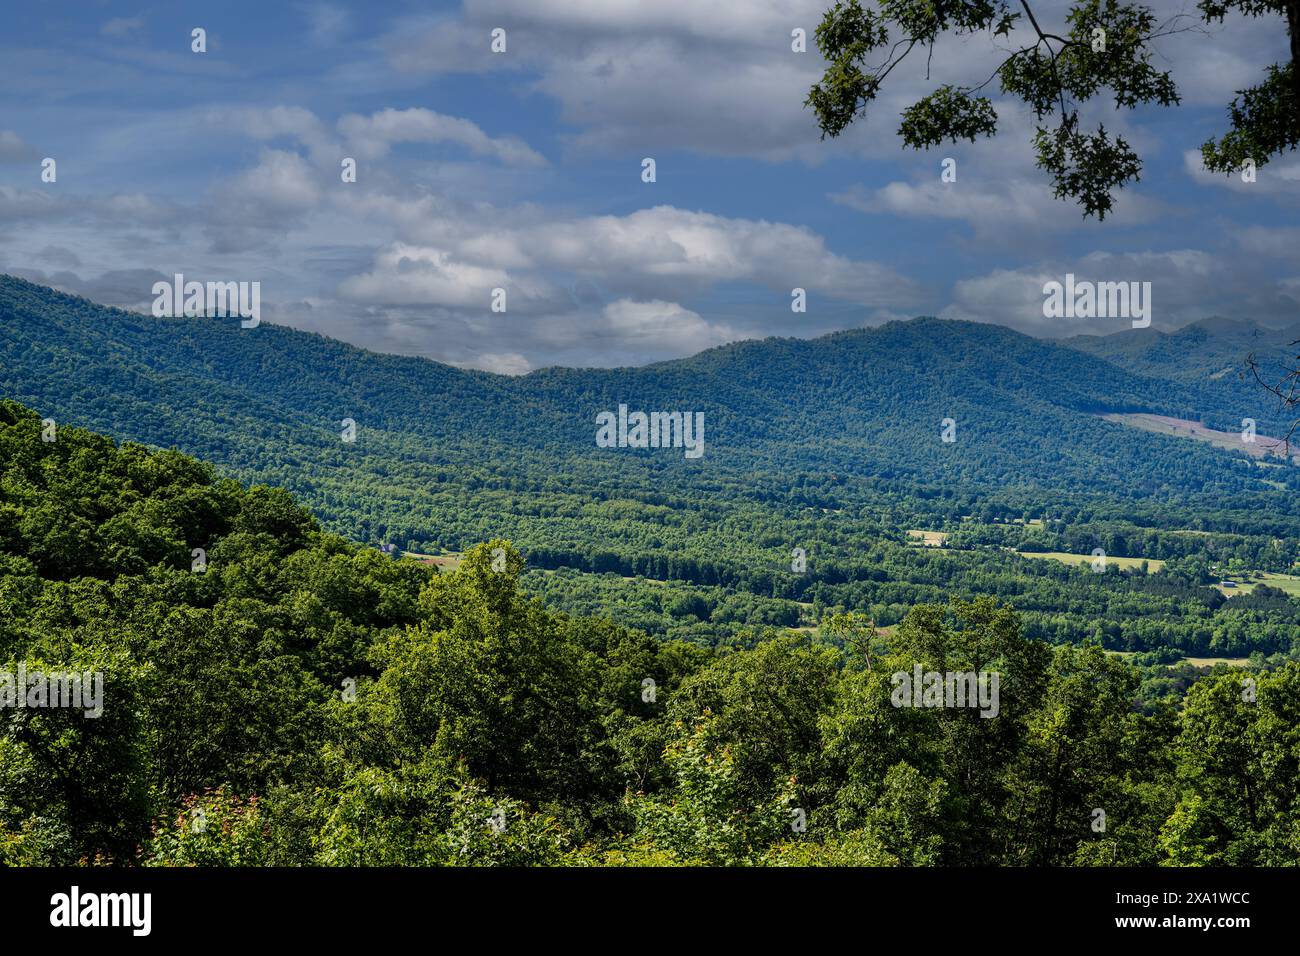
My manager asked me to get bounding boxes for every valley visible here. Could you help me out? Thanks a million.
[4,275,1300,663]
[4,277,1300,868]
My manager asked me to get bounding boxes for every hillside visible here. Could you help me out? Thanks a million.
[4,276,1297,531]
[7,275,1300,653]
[1066,317,1300,431]
[2,399,1297,868]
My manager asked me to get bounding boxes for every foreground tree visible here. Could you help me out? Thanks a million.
[807,0,1300,218]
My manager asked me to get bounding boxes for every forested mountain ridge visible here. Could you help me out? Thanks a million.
[6,275,1300,660]
[2,399,1297,867]
[1067,316,1300,415]
[3,274,1296,512]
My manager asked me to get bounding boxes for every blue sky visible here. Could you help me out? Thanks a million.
[0,0,1297,371]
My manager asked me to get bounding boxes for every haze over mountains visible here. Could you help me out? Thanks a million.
[3,274,1298,562]
[1068,316,1300,386]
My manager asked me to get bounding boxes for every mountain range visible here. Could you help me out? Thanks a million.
[3,274,1298,564]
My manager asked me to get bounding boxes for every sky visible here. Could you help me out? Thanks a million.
[0,0,1297,372]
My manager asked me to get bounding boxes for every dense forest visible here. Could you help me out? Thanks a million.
[2,401,1298,866]
[4,278,1300,866]
[6,275,1300,662]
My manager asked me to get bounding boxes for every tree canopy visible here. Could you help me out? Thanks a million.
[807,0,1300,217]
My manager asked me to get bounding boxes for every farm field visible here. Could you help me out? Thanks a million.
[1015,551,1165,572]
[407,551,463,572]
[907,530,950,546]
[1101,412,1294,461]
[1259,572,1300,596]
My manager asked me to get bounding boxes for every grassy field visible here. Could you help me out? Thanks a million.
[1213,579,1255,596]
[1258,572,1300,596]
[1211,571,1300,597]
[1016,551,1165,572]
[1102,412,1293,461]
[907,530,949,547]
[405,551,463,572]
[1109,650,1251,668]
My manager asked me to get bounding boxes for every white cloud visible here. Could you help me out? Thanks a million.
[943,248,1299,336]
[475,351,533,375]
[319,201,920,368]
[0,130,35,162]
[203,150,324,252]
[231,150,322,212]
[380,2,853,161]
[210,106,336,163]
[833,176,1161,239]
[378,0,1271,165]
[1184,149,1300,198]
[338,107,546,167]
[337,242,518,309]
[340,204,920,310]
[101,16,144,39]
[596,298,739,355]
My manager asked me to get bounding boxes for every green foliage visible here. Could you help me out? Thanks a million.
[144,787,270,867]
[3,298,1300,866]
[444,782,569,866]
[808,0,1294,217]
[8,278,1300,669]
[898,85,998,147]
[1163,665,1300,863]
[621,718,797,866]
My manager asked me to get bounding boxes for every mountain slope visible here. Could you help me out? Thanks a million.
[3,275,1298,564]
[1066,317,1300,430]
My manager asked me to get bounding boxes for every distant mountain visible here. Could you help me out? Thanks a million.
[1066,317,1300,420]
[3,275,1297,556]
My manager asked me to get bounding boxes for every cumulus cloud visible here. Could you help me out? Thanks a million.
[335,204,919,311]
[208,106,336,163]
[312,198,921,369]
[337,108,546,167]
[944,249,1298,336]
[204,149,324,252]
[3,0,1292,374]
[378,0,1284,165]
[593,298,739,357]
[832,176,1162,240]
[337,242,518,309]
[476,351,533,375]
[379,2,854,161]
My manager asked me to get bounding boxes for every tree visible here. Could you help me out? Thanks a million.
[807,0,1299,218]
[620,717,796,866]
[1163,663,1300,864]
[822,611,883,669]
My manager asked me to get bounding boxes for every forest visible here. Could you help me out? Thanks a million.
[1,399,1297,866]
[6,276,1300,662]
